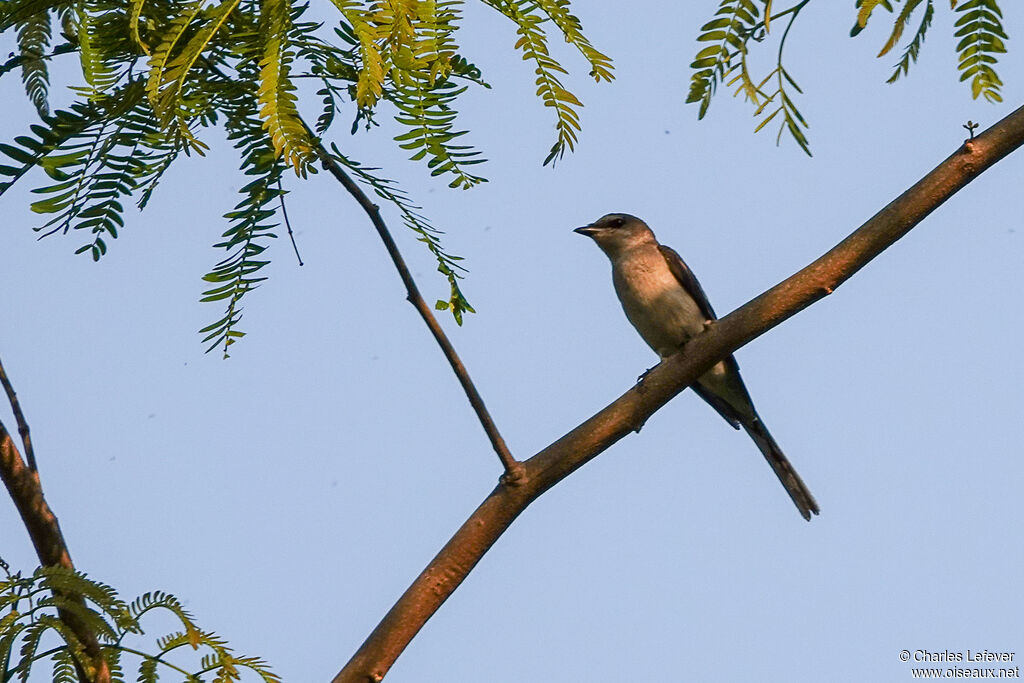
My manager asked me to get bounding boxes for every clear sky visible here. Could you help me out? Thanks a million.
[2,3,1022,682]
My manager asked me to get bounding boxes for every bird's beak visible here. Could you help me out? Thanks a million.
[574,225,598,237]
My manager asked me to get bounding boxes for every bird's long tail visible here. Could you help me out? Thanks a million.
[742,417,819,521]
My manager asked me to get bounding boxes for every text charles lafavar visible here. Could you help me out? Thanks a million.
[914,650,1015,663]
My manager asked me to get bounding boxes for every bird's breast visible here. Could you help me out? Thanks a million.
[611,255,708,358]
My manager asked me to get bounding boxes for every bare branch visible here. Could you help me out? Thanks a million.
[195,59,519,473]
[0,356,36,470]
[333,104,1024,682]
[316,144,523,481]
[277,179,305,266]
[0,357,111,682]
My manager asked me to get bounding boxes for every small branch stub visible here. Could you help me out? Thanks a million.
[499,462,527,486]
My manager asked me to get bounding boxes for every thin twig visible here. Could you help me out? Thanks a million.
[0,356,36,471]
[277,179,304,266]
[0,43,77,79]
[315,144,522,480]
[333,103,1024,682]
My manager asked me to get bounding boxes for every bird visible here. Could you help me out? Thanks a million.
[574,213,819,521]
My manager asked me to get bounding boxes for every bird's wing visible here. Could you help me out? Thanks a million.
[657,244,718,321]
[658,244,754,430]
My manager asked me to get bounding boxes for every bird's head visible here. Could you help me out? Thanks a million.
[574,213,655,258]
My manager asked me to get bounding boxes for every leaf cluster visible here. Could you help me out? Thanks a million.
[687,0,1009,154]
[854,0,1007,102]
[0,558,279,682]
[0,0,612,355]
[686,0,813,155]
[480,0,612,165]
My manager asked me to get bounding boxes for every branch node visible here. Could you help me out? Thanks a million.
[499,462,527,486]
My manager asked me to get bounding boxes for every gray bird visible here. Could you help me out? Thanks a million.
[575,213,819,521]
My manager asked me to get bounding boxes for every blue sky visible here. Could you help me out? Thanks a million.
[2,2,1022,681]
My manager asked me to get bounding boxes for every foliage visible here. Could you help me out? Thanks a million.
[952,0,1007,102]
[1,0,1012,348]
[199,67,285,356]
[15,11,51,118]
[0,0,612,356]
[686,0,813,155]
[687,0,1009,154]
[0,557,279,682]
[480,0,612,165]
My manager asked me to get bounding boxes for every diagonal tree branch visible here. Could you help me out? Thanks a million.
[200,59,518,477]
[333,103,1024,683]
[0,356,111,683]
[315,143,523,481]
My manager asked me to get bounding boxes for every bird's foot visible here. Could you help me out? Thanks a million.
[635,367,655,393]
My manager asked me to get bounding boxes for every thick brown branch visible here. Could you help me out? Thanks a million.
[0,358,110,682]
[333,104,1024,682]
[316,145,522,480]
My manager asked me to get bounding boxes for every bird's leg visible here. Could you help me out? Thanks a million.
[631,367,657,429]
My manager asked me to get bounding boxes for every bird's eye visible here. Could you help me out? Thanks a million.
[611,218,625,228]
